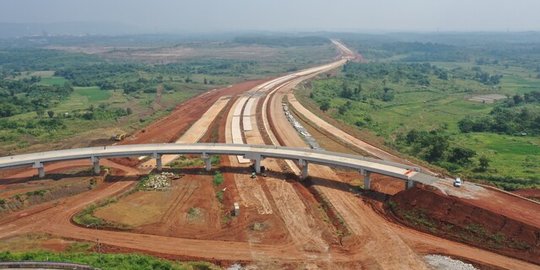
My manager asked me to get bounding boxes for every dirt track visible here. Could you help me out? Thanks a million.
[261,68,430,269]
[0,42,539,269]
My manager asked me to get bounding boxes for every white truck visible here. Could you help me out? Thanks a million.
[454,177,462,187]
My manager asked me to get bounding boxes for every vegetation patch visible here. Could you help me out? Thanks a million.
[187,207,202,222]
[0,251,219,270]
[301,48,540,188]
[388,187,539,263]
[169,155,204,168]
[72,197,131,230]
[212,171,224,186]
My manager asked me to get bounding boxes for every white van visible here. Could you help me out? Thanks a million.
[454,177,462,187]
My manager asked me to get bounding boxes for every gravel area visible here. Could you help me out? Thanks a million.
[424,255,478,270]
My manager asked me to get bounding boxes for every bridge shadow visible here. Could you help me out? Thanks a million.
[0,170,142,185]
[1,165,391,202]
[163,166,390,203]
[305,176,389,203]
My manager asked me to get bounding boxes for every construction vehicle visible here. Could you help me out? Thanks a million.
[112,133,127,141]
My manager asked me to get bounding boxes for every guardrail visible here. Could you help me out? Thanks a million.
[0,261,98,270]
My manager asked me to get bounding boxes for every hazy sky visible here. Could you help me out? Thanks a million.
[1,0,540,32]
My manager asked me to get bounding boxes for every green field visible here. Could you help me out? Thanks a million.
[39,76,67,86]
[73,86,111,102]
[456,133,540,182]
[300,59,540,188]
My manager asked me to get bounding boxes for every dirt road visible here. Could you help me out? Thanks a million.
[261,69,430,269]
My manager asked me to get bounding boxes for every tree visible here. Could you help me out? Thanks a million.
[319,100,330,112]
[512,94,524,105]
[126,107,133,115]
[47,110,55,118]
[355,82,363,95]
[425,134,449,162]
[478,156,490,172]
[338,101,352,115]
[458,117,475,133]
[448,147,476,165]
[382,87,395,102]
[35,108,45,118]
[340,82,353,99]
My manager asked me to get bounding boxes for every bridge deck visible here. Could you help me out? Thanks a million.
[0,143,439,182]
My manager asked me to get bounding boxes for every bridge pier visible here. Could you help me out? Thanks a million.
[153,153,162,172]
[91,156,100,175]
[33,162,45,178]
[202,153,212,171]
[361,169,371,190]
[254,157,261,174]
[406,179,415,190]
[299,159,309,180]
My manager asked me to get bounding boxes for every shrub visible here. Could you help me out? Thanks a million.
[213,171,224,186]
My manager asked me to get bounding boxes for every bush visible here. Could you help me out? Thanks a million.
[216,190,224,203]
[213,171,224,186]
[319,100,330,112]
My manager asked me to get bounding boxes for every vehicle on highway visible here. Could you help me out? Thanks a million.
[454,177,462,187]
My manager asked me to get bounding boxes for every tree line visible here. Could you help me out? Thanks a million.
[395,129,488,173]
[459,91,540,135]
[0,77,73,117]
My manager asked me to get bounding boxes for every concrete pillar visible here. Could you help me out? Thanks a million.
[91,156,100,175]
[201,153,212,171]
[153,153,162,172]
[406,179,415,190]
[33,162,45,178]
[361,169,371,190]
[299,159,309,180]
[254,157,261,174]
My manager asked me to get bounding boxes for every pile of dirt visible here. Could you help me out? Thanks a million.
[388,186,540,265]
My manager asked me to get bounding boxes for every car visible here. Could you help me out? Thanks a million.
[454,177,462,187]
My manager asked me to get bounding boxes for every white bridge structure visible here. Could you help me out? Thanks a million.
[0,143,440,189]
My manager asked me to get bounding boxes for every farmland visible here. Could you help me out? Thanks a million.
[0,36,337,156]
[297,36,540,189]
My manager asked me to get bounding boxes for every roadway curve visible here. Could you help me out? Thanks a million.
[260,41,539,269]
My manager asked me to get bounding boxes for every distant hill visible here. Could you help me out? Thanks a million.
[233,35,330,47]
[0,22,141,39]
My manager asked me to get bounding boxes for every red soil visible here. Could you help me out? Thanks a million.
[513,189,540,201]
[121,80,267,145]
[390,186,540,265]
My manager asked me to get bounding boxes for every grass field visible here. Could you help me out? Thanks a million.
[0,249,218,270]
[0,81,204,155]
[1,41,340,155]
[39,76,68,86]
[300,61,540,187]
[73,86,111,102]
[456,133,540,180]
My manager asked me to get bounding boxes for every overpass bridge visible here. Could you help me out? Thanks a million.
[0,143,440,190]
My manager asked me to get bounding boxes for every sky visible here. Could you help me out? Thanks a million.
[1,0,540,33]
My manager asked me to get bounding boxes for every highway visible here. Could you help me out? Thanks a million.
[0,40,536,269]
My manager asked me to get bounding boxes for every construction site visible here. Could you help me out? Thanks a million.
[0,41,539,270]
